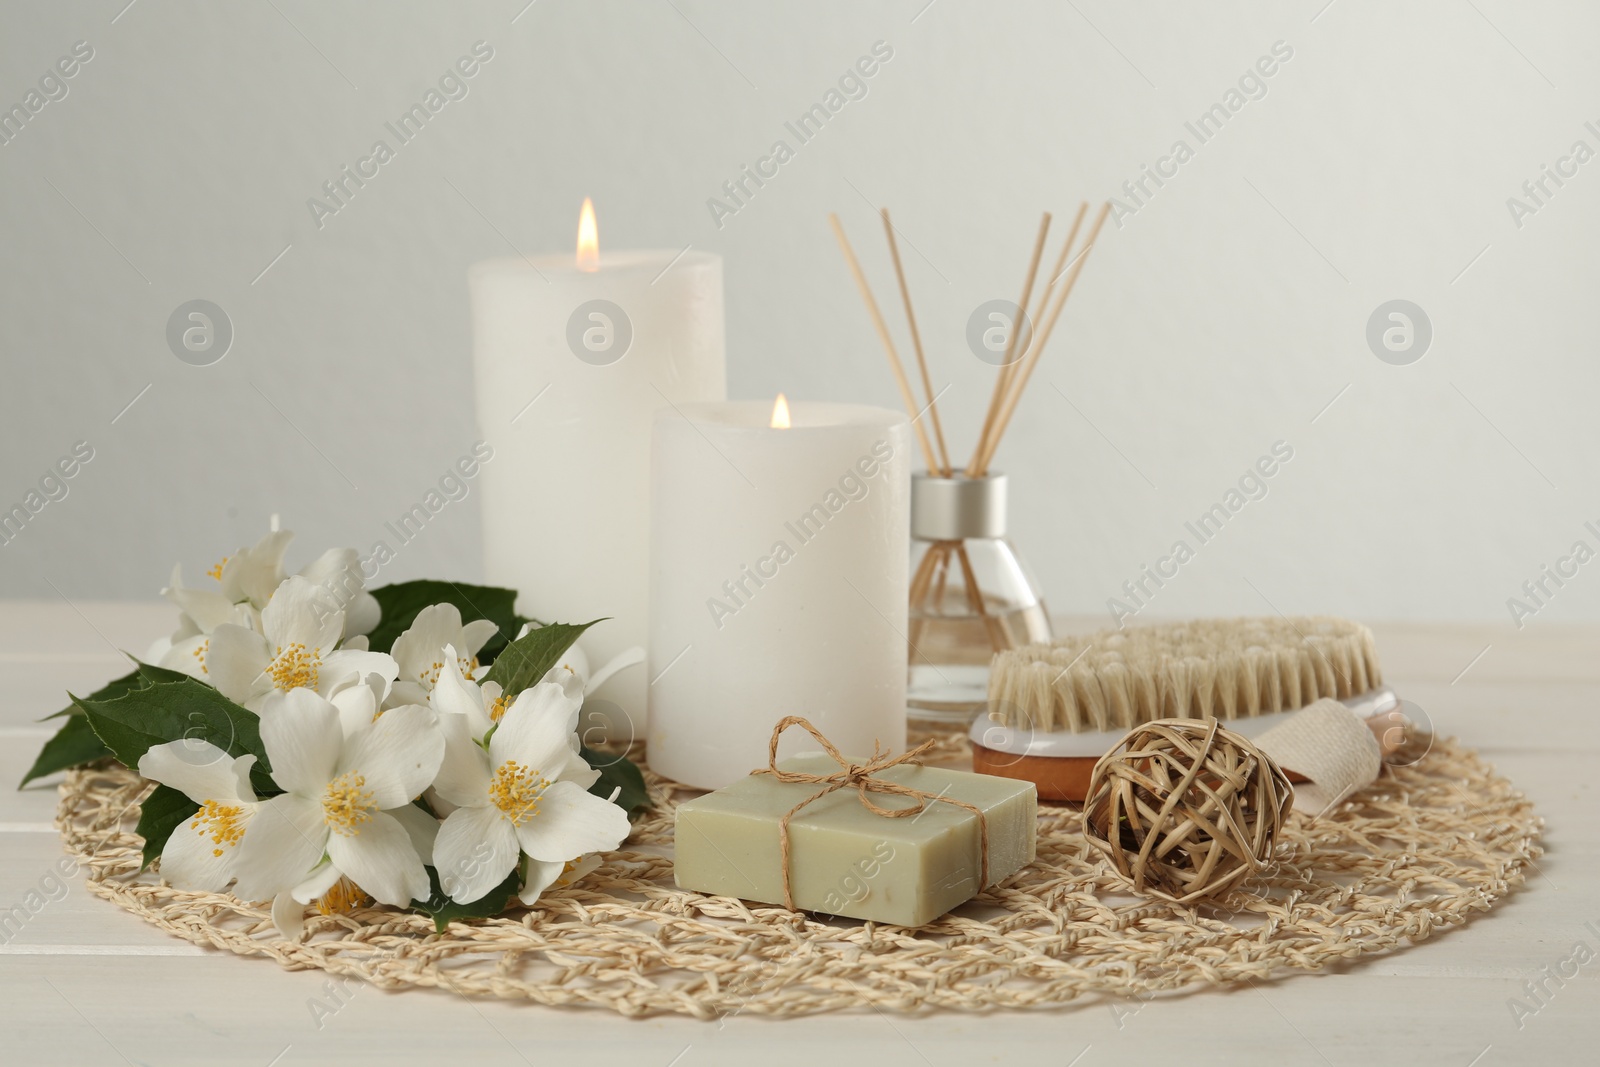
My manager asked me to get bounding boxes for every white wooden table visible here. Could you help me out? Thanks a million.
[3,602,1594,1065]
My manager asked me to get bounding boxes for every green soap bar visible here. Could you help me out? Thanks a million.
[674,754,1037,926]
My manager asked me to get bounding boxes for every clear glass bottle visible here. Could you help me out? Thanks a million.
[907,473,1052,725]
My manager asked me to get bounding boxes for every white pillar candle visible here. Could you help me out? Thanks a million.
[469,209,724,733]
[647,399,911,789]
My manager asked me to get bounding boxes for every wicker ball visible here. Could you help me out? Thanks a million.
[1082,718,1294,903]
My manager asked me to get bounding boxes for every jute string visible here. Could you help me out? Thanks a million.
[752,715,990,909]
[51,728,1541,1018]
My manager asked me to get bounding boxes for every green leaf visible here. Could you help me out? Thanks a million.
[42,660,191,720]
[44,669,141,720]
[23,661,200,787]
[132,660,194,685]
[582,746,650,817]
[409,864,523,933]
[365,580,523,661]
[481,620,599,700]
[484,615,544,665]
[19,714,111,787]
[76,678,276,796]
[134,784,199,871]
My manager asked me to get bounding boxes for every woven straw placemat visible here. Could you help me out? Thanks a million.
[55,730,1541,1018]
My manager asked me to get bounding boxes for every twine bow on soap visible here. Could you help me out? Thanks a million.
[752,716,991,911]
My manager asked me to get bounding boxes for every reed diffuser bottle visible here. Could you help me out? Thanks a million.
[907,473,1052,723]
[829,199,1110,727]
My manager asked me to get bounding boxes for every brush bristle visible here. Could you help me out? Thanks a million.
[987,617,1383,733]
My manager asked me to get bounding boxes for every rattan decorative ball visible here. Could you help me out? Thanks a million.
[1082,718,1294,903]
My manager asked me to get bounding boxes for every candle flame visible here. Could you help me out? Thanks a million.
[576,197,599,272]
[770,393,791,429]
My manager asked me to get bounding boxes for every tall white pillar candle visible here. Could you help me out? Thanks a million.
[648,399,911,789]
[470,237,724,734]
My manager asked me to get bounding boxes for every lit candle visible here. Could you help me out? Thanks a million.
[470,201,725,732]
[647,397,912,789]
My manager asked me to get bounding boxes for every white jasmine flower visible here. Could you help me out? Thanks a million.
[512,623,644,749]
[151,592,261,681]
[429,682,627,905]
[514,621,644,706]
[136,740,263,893]
[148,523,380,674]
[326,670,399,736]
[181,526,296,628]
[429,645,504,743]
[295,546,381,641]
[544,643,646,703]
[203,576,398,711]
[148,527,293,673]
[388,604,502,707]
[231,689,443,913]
[268,802,441,940]
[271,874,366,940]
[522,853,604,903]
[424,647,524,818]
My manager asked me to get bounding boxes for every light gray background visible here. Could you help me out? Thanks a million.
[2,0,1596,630]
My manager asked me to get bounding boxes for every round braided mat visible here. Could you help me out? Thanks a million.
[55,731,1541,1018]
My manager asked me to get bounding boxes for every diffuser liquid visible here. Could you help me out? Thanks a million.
[907,602,1052,725]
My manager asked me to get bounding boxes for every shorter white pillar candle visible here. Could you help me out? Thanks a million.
[648,400,911,789]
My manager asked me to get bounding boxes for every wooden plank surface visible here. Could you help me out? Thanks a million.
[2,602,1595,1065]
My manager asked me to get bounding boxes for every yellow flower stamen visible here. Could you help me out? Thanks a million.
[190,800,246,858]
[315,876,371,916]
[269,642,320,691]
[555,858,583,887]
[489,761,549,826]
[421,653,482,688]
[207,556,229,582]
[488,693,510,723]
[191,638,209,675]
[321,771,376,837]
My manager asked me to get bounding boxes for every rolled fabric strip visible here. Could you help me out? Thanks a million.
[1252,698,1383,816]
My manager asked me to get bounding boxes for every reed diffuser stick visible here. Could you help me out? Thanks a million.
[881,209,952,475]
[977,201,1110,473]
[954,542,1011,650]
[907,544,945,649]
[930,547,951,610]
[968,212,1051,476]
[1027,201,1089,348]
[828,213,940,472]
[833,198,1108,671]
[973,202,1086,475]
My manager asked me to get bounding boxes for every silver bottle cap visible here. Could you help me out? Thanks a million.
[910,473,1007,541]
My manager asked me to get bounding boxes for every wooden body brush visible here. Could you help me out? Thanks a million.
[972,616,1396,801]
